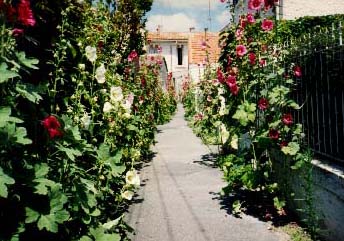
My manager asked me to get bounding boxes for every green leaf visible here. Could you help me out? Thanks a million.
[14,127,32,145]
[90,227,121,241]
[15,83,43,103]
[0,107,23,127]
[0,62,19,83]
[25,207,40,223]
[37,214,58,233]
[56,144,82,161]
[273,197,286,210]
[16,52,39,69]
[34,163,50,178]
[80,236,93,241]
[54,209,70,223]
[102,217,121,230]
[50,185,68,212]
[281,142,300,156]
[0,167,15,198]
[33,178,56,195]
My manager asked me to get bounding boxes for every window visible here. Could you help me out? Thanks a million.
[177,45,183,65]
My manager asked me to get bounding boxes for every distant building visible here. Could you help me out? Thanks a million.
[147,31,221,95]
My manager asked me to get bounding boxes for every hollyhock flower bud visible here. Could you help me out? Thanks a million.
[258,98,269,110]
[293,66,302,77]
[248,52,256,65]
[269,129,279,140]
[236,45,247,57]
[282,113,293,125]
[261,19,274,31]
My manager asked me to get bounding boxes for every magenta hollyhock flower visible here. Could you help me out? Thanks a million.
[294,66,302,77]
[280,141,288,148]
[269,129,279,140]
[42,116,63,139]
[217,68,225,83]
[17,0,36,26]
[230,84,239,96]
[259,58,267,67]
[261,19,274,31]
[128,50,138,62]
[258,98,269,110]
[236,45,247,57]
[282,113,293,125]
[226,75,236,88]
[248,52,256,65]
[246,13,256,24]
[248,0,263,10]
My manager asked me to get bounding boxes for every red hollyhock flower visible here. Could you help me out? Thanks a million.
[42,116,63,139]
[17,0,36,26]
[282,113,293,125]
[230,84,239,95]
[269,129,279,140]
[240,17,247,28]
[261,19,274,31]
[246,13,256,24]
[217,68,225,83]
[248,0,263,10]
[258,98,269,110]
[226,75,236,87]
[264,0,277,10]
[248,52,256,65]
[293,66,302,77]
[128,50,138,62]
[259,58,267,67]
[236,45,247,57]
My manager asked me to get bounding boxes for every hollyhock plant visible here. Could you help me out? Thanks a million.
[269,129,279,140]
[42,116,63,139]
[258,98,269,110]
[17,0,36,26]
[261,19,274,31]
[294,66,302,77]
[248,0,263,10]
[248,52,256,65]
[236,45,247,57]
[282,113,293,125]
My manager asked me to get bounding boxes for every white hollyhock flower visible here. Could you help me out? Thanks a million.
[219,123,229,144]
[80,112,91,129]
[125,170,140,186]
[78,63,85,70]
[103,102,113,113]
[85,46,97,62]
[121,100,132,113]
[121,190,134,200]
[230,134,239,150]
[95,64,106,84]
[110,86,123,102]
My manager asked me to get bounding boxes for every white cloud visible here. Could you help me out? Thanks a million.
[146,13,199,32]
[155,0,221,9]
[216,10,231,28]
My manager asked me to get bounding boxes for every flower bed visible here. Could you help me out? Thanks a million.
[0,1,176,240]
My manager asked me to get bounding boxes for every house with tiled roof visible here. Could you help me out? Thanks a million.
[147,31,221,95]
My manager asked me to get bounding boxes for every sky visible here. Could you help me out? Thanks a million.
[145,0,232,33]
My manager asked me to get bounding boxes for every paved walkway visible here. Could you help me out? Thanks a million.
[127,104,288,241]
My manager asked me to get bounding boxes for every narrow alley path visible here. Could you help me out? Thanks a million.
[127,104,288,241]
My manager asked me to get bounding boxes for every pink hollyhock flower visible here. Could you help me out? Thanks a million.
[294,66,302,77]
[235,28,244,40]
[282,113,293,125]
[247,13,256,24]
[12,28,24,36]
[236,45,247,57]
[128,50,138,62]
[226,75,236,88]
[261,44,268,52]
[258,98,269,110]
[269,129,279,140]
[230,84,239,96]
[248,0,263,10]
[157,45,162,53]
[261,19,274,31]
[201,41,207,50]
[42,116,63,139]
[248,52,256,65]
[17,0,36,26]
[240,17,247,28]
